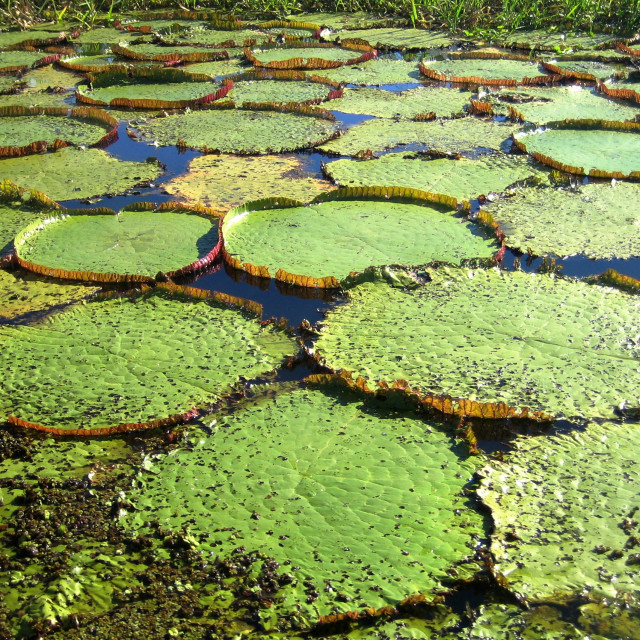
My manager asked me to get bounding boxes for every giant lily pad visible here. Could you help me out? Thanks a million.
[124,384,485,625]
[183,57,246,78]
[499,30,618,52]
[543,57,628,81]
[0,105,116,152]
[320,116,516,156]
[478,420,640,605]
[0,50,57,72]
[0,90,73,109]
[325,153,547,200]
[71,28,148,44]
[0,286,295,431]
[420,55,550,85]
[246,44,369,69]
[112,42,228,62]
[326,86,472,118]
[222,189,499,286]
[330,28,455,50]
[15,206,221,282]
[134,107,339,154]
[482,181,640,259]
[489,86,640,124]
[0,30,67,49]
[0,147,162,201]
[163,153,335,210]
[513,120,640,177]
[314,266,640,420]
[320,57,420,85]
[0,269,98,322]
[229,78,334,105]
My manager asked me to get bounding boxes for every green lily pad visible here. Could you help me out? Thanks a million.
[489,86,640,124]
[514,121,640,176]
[0,91,73,109]
[134,108,339,154]
[478,420,640,604]
[544,57,628,80]
[159,28,268,47]
[331,28,455,50]
[163,153,335,211]
[0,110,112,148]
[287,12,401,30]
[15,208,220,280]
[77,78,221,106]
[320,116,516,156]
[320,57,420,85]
[0,30,66,49]
[314,266,640,420]
[325,152,547,200]
[0,146,163,201]
[421,57,548,82]
[124,384,485,625]
[222,192,498,283]
[21,65,81,90]
[184,57,246,78]
[326,86,472,118]
[0,50,51,71]
[0,286,295,430]
[483,181,640,259]
[0,269,99,322]
[0,193,57,258]
[229,79,333,104]
[116,42,226,60]
[247,45,363,67]
[71,28,150,44]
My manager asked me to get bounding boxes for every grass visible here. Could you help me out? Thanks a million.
[1,0,640,35]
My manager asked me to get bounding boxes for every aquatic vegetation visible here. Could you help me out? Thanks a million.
[222,187,499,286]
[314,266,640,420]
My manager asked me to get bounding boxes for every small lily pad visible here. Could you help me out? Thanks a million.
[15,207,220,281]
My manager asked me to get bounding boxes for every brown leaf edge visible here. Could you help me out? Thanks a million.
[6,282,270,437]
[419,52,561,87]
[588,268,640,293]
[113,9,241,27]
[0,105,118,157]
[597,79,640,107]
[305,371,554,456]
[512,118,640,178]
[13,202,223,284]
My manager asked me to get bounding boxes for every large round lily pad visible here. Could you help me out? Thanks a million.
[0,90,74,110]
[183,58,247,78]
[421,56,548,83]
[15,208,220,280]
[0,147,163,201]
[247,45,362,67]
[314,266,640,420]
[0,287,295,431]
[330,28,455,50]
[163,153,335,210]
[229,78,332,105]
[124,384,485,625]
[0,50,51,71]
[478,420,640,605]
[222,193,499,284]
[499,29,617,52]
[325,153,547,200]
[0,197,57,259]
[326,86,472,118]
[490,86,640,124]
[320,116,516,156]
[514,121,640,177]
[483,181,640,259]
[320,57,420,85]
[0,269,99,322]
[134,108,339,154]
[0,109,113,149]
